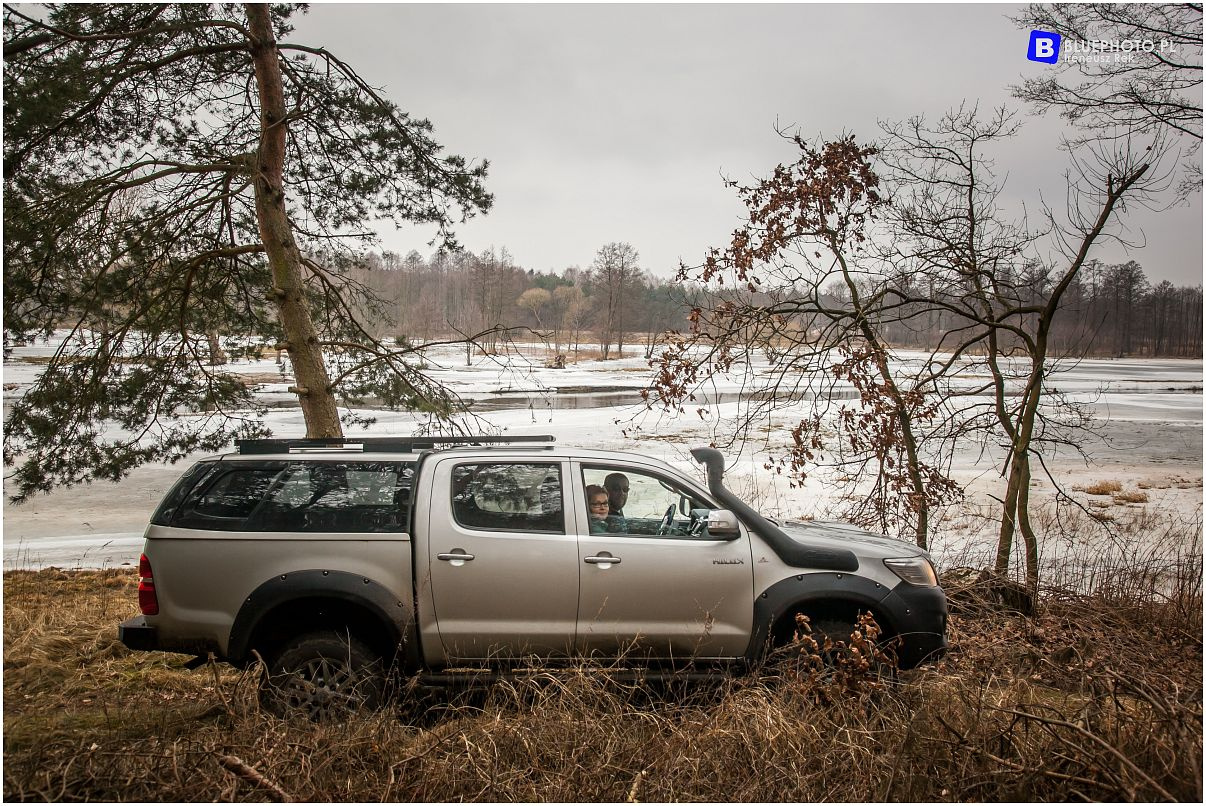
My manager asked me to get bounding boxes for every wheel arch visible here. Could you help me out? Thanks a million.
[228,570,417,670]
[746,572,900,660]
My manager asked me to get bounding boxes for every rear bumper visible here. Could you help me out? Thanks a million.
[118,616,219,657]
[118,616,160,651]
[882,583,949,669]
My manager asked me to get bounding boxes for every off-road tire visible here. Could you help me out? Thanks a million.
[261,630,384,720]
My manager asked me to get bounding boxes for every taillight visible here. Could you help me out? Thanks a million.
[137,553,159,616]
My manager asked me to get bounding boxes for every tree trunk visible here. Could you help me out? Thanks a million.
[994,451,1023,575]
[996,162,1149,581]
[246,4,341,438]
[206,329,228,366]
[616,280,625,358]
[1016,455,1040,596]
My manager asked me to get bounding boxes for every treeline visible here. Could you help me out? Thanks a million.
[877,259,1202,358]
[351,249,1200,359]
[348,243,696,359]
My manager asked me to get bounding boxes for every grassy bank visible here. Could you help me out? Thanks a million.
[3,563,1201,802]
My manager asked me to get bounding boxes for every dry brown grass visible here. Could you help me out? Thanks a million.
[1113,489,1151,504]
[1080,479,1124,495]
[4,563,1201,802]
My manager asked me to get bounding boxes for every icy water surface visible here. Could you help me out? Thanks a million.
[3,348,1200,570]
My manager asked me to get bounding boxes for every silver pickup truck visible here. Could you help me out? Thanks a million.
[119,436,947,716]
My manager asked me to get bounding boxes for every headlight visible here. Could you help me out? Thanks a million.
[883,557,938,587]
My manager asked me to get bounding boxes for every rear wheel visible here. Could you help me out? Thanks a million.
[261,630,385,720]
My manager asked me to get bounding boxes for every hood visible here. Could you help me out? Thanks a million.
[780,520,933,562]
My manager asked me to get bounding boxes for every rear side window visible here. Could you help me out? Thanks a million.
[150,461,219,526]
[167,461,413,533]
[248,462,414,533]
[172,466,285,531]
[451,463,563,533]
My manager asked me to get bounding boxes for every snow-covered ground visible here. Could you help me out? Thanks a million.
[3,334,1201,573]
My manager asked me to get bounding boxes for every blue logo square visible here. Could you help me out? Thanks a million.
[1028,30,1062,64]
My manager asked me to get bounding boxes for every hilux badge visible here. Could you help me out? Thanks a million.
[713,558,744,565]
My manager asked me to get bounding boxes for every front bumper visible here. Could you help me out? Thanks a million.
[118,616,160,651]
[881,582,949,668]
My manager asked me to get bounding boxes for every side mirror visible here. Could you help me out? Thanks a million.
[704,509,741,540]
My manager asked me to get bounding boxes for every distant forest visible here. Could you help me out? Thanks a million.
[350,247,1202,360]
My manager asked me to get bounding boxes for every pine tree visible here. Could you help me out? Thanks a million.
[3,4,491,501]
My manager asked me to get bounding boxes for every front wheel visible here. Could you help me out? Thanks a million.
[261,630,385,720]
[769,611,898,673]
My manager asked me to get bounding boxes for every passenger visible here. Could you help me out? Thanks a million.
[603,472,630,532]
[585,484,610,533]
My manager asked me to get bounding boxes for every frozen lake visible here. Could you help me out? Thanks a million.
[2,337,1201,571]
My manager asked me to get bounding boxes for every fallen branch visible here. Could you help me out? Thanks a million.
[218,754,292,802]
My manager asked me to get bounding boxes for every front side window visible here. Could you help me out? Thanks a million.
[451,463,564,533]
[582,466,712,537]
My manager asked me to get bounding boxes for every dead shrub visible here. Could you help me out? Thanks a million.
[769,612,901,701]
[1080,479,1123,495]
[1113,489,1150,504]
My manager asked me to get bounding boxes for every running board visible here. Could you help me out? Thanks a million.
[416,666,743,686]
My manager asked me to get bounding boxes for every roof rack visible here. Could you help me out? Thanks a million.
[235,435,555,455]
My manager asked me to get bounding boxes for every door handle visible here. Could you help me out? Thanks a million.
[584,555,621,565]
[437,551,475,562]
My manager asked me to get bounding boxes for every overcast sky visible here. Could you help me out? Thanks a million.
[289,3,1203,285]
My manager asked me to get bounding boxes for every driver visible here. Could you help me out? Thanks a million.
[603,472,629,532]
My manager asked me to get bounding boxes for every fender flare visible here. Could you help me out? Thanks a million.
[745,572,898,660]
[227,570,417,668]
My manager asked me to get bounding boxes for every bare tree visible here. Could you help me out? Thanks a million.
[467,248,523,353]
[650,105,1170,588]
[881,106,1169,591]
[590,242,641,359]
[556,284,589,358]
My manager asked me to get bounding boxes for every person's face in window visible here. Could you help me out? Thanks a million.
[588,493,609,522]
[605,474,629,513]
